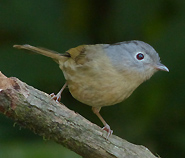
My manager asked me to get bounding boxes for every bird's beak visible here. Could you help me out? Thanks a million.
[155,63,169,72]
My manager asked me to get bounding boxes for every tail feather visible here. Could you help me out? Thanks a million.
[13,44,65,61]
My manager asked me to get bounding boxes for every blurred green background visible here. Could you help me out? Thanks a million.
[0,0,184,157]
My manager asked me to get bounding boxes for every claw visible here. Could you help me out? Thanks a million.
[50,93,61,102]
[49,82,67,103]
[102,124,113,139]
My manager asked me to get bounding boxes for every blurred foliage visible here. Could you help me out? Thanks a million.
[0,0,185,158]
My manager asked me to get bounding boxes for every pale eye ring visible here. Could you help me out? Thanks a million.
[136,53,144,60]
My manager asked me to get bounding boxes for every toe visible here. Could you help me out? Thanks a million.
[102,124,113,139]
[50,93,61,102]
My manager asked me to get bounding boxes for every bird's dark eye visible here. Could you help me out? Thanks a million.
[136,53,144,60]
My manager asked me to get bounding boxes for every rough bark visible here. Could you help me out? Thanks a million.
[0,72,157,158]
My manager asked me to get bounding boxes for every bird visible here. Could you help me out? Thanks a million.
[13,40,169,138]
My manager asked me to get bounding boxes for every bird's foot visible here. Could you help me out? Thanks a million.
[50,83,67,103]
[50,93,61,102]
[102,124,113,139]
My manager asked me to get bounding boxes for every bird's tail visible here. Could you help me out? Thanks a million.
[13,44,66,62]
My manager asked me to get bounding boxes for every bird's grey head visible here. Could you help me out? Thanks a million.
[105,40,169,81]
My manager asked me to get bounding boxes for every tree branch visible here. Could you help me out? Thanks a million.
[0,72,157,158]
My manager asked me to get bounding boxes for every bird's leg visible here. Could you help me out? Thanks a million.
[50,82,68,102]
[92,107,113,138]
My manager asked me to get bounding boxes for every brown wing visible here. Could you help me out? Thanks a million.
[66,45,90,65]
